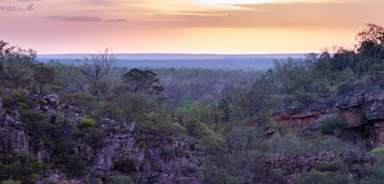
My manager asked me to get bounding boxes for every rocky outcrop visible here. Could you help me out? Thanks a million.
[0,98,29,154]
[336,88,384,145]
[274,86,384,145]
[273,99,337,129]
[0,94,203,184]
[274,109,337,129]
[93,119,203,184]
[246,152,374,184]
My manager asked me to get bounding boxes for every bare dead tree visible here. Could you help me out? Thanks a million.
[79,48,115,101]
[79,48,115,81]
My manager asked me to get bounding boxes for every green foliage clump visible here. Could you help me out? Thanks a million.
[2,90,35,113]
[358,153,384,184]
[1,180,21,184]
[186,121,214,138]
[52,140,89,177]
[178,101,223,126]
[203,166,240,184]
[79,118,97,128]
[315,161,345,172]
[296,170,353,184]
[112,160,137,174]
[200,134,227,155]
[61,92,97,113]
[159,146,177,159]
[77,127,107,150]
[106,175,134,184]
[104,92,153,122]
[23,116,48,153]
[0,41,36,90]
[121,68,163,95]
[370,147,384,154]
[265,133,352,155]
[138,112,187,136]
[33,63,56,94]
[21,109,46,123]
[0,153,44,184]
[319,116,348,135]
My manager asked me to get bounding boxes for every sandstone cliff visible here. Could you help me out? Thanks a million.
[274,85,384,145]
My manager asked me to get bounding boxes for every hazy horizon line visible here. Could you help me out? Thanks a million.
[38,52,310,56]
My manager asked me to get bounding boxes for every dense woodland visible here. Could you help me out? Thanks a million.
[2,24,384,184]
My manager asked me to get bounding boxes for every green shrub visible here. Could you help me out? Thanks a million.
[159,146,176,159]
[296,170,353,184]
[56,153,89,177]
[21,110,46,122]
[200,134,227,155]
[160,121,186,136]
[0,153,44,184]
[203,162,241,184]
[51,140,89,177]
[337,82,360,95]
[60,92,96,113]
[106,175,134,184]
[371,147,384,154]
[106,92,151,122]
[358,152,384,183]
[112,160,137,174]
[79,118,97,128]
[319,116,348,135]
[1,180,21,184]
[316,161,344,172]
[138,112,187,136]
[13,90,30,104]
[186,121,214,138]
[177,101,224,125]
[78,127,106,150]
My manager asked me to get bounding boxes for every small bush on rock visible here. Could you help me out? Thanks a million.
[21,110,46,122]
[113,159,137,174]
[319,116,348,135]
[1,180,21,184]
[371,147,384,154]
[296,170,353,184]
[106,175,134,184]
[0,153,44,184]
[186,121,215,138]
[79,118,97,128]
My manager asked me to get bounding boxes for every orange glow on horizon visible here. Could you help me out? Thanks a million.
[0,0,383,54]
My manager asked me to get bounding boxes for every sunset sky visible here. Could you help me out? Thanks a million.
[1,0,384,54]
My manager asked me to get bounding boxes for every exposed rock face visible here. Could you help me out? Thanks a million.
[0,94,203,184]
[273,99,337,129]
[339,107,363,127]
[0,98,29,154]
[274,109,336,129]
[246,152,374,184]
[93,119,203,184]
[274,87,384,145]
[336,89,384,145]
